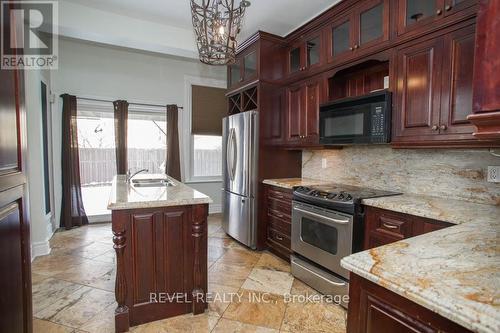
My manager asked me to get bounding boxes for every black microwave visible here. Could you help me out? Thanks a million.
[319,90,391,145]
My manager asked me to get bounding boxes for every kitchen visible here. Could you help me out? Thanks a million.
[0,0,499,333]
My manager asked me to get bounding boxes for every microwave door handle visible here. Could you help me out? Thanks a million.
[294,207,350,225]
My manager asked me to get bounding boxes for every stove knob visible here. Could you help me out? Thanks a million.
[296,186,304,192]
[346,195,353,201]
[337,193,344,200]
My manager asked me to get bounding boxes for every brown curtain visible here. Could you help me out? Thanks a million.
[60,94,88,229]
[113,100,128,174]
[166,104,181,181]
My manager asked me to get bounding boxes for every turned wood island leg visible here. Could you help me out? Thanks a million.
[113,226,129,333]
[191,204,209,315]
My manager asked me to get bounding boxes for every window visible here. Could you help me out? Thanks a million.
[77,104,116,218]
[127,109,166,174]
[183,76,226,183]
[192,134,222,178]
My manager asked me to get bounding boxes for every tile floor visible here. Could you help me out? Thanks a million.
[32,214,347,332]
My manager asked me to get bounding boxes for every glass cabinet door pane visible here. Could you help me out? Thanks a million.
[332,21,350,56]
[406,0,437,26]
[230,62,240,86]
[289,47,301,72]
[307,37,320,67]
[244,51,257,78]
[360,3,383,45]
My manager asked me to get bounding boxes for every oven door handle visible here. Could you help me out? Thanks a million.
[294,207,350,225]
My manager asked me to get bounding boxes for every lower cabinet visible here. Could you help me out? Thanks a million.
[347,273,473,333]
[363,206,452,250]
[263,184,293,260]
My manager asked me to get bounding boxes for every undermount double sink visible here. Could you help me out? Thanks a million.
[131,178,175,187]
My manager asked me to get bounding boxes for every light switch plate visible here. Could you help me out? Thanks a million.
[322,158,328,169]
[487,166,500,183]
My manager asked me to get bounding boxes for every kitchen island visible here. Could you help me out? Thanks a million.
[107,175,212,332]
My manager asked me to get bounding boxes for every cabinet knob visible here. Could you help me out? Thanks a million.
[354,44,359,49]
[432,125,438,131]
[349,46,354,51]
[445,5,452,11]
[275,235,284,241]
[436,9,443,15]
[440,124,447,130]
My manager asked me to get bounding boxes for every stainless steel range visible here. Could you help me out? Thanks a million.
[291,184,400,308]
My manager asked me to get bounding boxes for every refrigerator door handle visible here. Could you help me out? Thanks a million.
[226,128,234,181]
[230,128,237,181]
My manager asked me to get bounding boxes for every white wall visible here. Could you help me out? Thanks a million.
[25,68,55,259]
[57,1,198,59]
[50,38,227,227]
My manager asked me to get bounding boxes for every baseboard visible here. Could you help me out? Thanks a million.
[31,240,51,261]
[209,203,222,214]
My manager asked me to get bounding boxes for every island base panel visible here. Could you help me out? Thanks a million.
[111,204,208,332]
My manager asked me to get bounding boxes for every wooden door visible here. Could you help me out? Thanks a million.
[394,38,443,140]
[327,13,355,63]
[397,0,445,36]
[303,79,321,143]
[443,0,477,17]
[286,84,304,143]
[304,31,323,71]
[355,0,390,50]
[439,25,476,137]
[0,6,32,333]
[287,41,305,76]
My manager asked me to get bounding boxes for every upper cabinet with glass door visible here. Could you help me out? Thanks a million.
[396,0,476,36]
[228,47,258,89]
[327,0,389,64]
[287,31,323,77]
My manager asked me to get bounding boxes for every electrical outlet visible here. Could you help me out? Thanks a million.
[487,166,500,183]
[322,158,328,169]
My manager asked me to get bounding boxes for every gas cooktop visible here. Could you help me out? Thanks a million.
[293,183,401,212]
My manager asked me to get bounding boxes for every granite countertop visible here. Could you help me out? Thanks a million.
[108,174,212,210]
[263,178,500,332]
[341,216,500,333]
[262,178,330,189]
[362,193,500,225]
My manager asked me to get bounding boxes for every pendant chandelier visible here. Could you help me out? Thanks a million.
[191,0,251,65]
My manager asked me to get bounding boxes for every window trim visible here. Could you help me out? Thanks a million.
[182,75,226,183]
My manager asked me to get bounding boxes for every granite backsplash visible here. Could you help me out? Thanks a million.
[302,146,500,205]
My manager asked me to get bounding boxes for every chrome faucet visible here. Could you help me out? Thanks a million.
[126,168,148,183]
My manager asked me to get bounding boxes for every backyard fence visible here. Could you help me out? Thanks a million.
[79,147,221,185]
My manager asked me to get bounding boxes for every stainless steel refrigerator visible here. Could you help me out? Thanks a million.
[222,111,259,249]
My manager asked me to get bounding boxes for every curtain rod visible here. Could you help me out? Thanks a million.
[75,96,184,109]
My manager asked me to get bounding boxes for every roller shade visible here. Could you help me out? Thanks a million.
[191,85,226,136]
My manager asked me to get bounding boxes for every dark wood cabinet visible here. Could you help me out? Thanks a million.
[363,206,452,250]
[439,25,476,136]
[112,204,208,332]
[0,7,32,333]
[397,0,444,36]
[327,0,390,64]
[393,24,480,146]
[284,76,323,147]
[348,273,473,333]
[468,0,500,140]
[287,30,324,77]
[263,185,293,261]
[394,37,444,140]
[228,45,258,89]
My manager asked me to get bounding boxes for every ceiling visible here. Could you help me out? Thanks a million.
[64,0,341,42]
